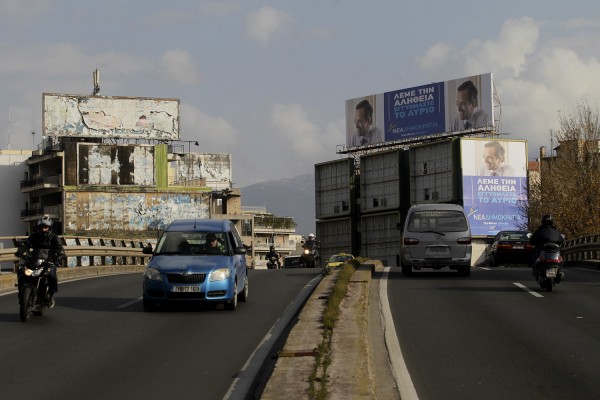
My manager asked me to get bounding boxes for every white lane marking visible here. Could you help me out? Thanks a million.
[381,267,419,400]
[116,297,142,309]
[513,282,544,298]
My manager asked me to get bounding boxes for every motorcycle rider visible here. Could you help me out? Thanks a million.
[265,245,281,269]
[302,233,320,267]
[15,215,65,308]
[529,214,565,281]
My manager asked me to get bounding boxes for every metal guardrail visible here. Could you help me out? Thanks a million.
[0,236,153,272]
[562,234,600,262]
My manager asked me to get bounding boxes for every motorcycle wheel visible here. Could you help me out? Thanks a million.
[545,278,554,292]
[19,286,33,322]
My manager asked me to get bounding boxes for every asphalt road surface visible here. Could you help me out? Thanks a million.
[0,268,320,400]
[387,263,600,400]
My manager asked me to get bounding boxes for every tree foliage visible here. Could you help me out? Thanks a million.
[526,101,600,239]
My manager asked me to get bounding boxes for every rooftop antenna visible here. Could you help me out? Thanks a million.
[92,69,100,96]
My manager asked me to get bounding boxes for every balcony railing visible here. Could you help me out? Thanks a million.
[20,175,61,191]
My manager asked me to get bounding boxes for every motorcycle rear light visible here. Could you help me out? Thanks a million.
[538,257,563,263]
[457,237,471,244]
[404,238,419,245]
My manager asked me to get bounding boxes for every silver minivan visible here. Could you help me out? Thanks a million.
[401,203,472,276]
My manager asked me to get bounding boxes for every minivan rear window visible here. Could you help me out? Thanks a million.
[407,210,468,233]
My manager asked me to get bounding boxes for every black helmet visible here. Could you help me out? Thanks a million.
[270,245,275,251]
[541,214,553,226]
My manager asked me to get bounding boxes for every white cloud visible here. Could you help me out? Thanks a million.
[418,42,452,71]
[180,103,238,149]
[270,103,342,169]
[418,17,539,78]
[246,6,292,44]
[417,16,600,158]
[0,0,53,24]
[157,49,202,85]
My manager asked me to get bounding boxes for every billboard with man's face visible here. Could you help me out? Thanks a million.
[460,138,528,237]
[345,73,494,148]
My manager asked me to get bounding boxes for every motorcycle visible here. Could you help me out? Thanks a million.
[17,255,56,322]
[301,241,319,268]
[533,242,564,292]
[266,256,281,269]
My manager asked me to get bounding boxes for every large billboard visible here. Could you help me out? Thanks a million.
[460,138,528,237]
[43,94,180,140]
[345,73,493,148]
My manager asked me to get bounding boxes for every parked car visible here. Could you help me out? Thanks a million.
[486,230,533,268]
[326,253,354,269]
[283,255,303,268]
[142,219,248,311]
[400,203,472,276]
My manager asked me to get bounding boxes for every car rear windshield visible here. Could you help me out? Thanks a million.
[499,232,530,241]
[407,210,468,233]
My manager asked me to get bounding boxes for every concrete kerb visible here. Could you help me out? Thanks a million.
[261,260,387,400]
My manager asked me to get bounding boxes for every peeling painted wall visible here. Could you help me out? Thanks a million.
[43,94,180,140]
[172,153,231,190]
[64,191,210,232]
[79,144,155,186]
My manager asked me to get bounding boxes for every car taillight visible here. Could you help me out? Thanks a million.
[525,244,534,250]
[404,238,419,245]
[497,243,512,250]
[457,237,471,244]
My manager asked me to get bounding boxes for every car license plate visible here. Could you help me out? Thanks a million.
[545,268,558,278]
[426,246,449,256]
[513,245,524,249]
[172,286,200,292]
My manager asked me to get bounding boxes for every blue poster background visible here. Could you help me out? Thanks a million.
[384,82,445,141]
[463,175,528,236]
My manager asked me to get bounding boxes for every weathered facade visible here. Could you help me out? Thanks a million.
[21,139,229,237]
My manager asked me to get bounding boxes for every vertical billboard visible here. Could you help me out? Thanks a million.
[460,138,528,237]
[345,73,493,148]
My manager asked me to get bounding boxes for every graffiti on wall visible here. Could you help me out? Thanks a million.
[64,191,210,232]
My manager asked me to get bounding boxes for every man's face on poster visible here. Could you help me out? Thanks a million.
[456,89,475,121]
[483,145,502,171]
[354,108,370,136]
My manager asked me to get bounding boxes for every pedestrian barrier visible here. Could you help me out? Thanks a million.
[0,236,154,271]
[562,234,600,262]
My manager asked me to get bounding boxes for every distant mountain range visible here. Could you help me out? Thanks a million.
[241,174,315,236]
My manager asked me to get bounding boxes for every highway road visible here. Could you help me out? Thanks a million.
[387,263,600,399]
[0,268,321,400]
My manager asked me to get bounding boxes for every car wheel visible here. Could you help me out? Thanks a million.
[225,280,238,311]
[143,298,158,312]
[238,275,249,302]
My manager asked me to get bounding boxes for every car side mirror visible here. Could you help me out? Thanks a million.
[234,246,247,255]
[142,245,153,255]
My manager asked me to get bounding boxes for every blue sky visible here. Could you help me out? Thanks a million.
[1,0,599,186]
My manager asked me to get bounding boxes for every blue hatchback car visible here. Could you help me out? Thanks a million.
[142,219,248,311]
